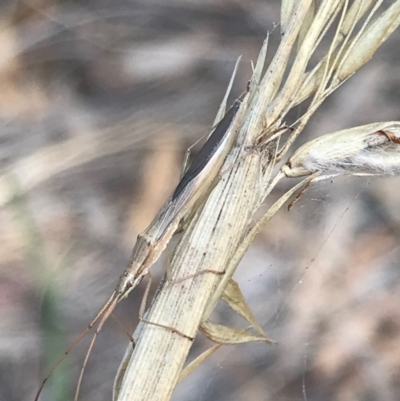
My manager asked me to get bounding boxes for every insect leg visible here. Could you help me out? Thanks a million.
[34,293,116,401]
[74,297,118,401]
[287,173,340,211]
[138,274,194,340]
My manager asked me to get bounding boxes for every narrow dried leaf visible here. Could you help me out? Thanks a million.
[248,35,269,97]
[266,0,342,127]
[226,173,317,269]
[214,56,242,125]
[338,2,400,80]
[252,0,313,131]
[281,0,297,36]
[200,320,275,345]
[293,0,379,106]
[297,1,316,51]
[222,279,267,338]
[178,345,221,383]
[340,0,378,38]
[282,122,400,177]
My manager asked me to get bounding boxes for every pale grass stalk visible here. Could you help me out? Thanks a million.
[115,2,400,401]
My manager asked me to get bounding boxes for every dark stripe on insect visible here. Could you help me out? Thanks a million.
[172,100,242,201]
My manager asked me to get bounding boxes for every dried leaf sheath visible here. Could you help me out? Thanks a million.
[115,140,273,401]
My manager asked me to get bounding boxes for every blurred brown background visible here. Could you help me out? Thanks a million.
[1,1,400,401]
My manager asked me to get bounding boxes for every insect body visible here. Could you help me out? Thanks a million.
[34,97,244,401]
[115,98,243,303]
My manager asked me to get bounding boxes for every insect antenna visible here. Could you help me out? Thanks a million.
[34,292,117,401]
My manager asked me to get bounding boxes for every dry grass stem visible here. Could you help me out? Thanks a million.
[114,2,400,400]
